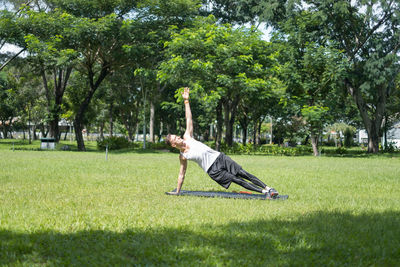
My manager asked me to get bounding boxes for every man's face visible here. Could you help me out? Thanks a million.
[170,135,184,147]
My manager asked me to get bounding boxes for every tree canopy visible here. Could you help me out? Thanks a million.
[0,0,399,154]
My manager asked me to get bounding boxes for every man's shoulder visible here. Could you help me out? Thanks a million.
[183,135,195,141]
[183,132,194,140]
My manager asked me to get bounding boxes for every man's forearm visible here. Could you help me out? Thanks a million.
[184,99,193,136]
[176,175,184,193]
[185,100,192,123]
[176,155,187,193]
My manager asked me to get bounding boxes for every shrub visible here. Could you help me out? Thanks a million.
[344,127,354,148]
[382,142,397,153]
[148,142,179,153]
[97,136,131,150]
[335,146,347,155]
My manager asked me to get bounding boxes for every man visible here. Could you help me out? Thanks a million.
[166,87,279,198]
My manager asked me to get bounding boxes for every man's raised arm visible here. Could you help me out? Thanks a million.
[182,87,193,138]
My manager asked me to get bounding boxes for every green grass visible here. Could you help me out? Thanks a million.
[1,140,400,266]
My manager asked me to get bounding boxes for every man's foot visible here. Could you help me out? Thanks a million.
[265,188,279,199]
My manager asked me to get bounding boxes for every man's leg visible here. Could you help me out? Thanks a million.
[237,169,267,188]
[230,176,264,193]
[237,169,278,196]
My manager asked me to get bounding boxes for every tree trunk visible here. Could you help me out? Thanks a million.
[253,123,257,146]
[383,115,387,149]
[100,121,105,141]
[239,117,249,145]
[74,118,85,151]
[346,80,385,153]
[270,116,273,145]
[1,121,7,139]
[203,128,210,142]
[366,124,380,154]
[242,127,248,145]
[49,118,59,141]
[75,87,103,151]
[149,100,155,143]
[215,101,223,151]
[126,122,134,142]
[257,119,263,145]
[310,132,319,156]
[28,106,32,144]
[109,102,113,137]
[158,121,163,142]
[74,62,109,151]
[40,123,48,138]
[33,125,37,140]
[223,102,230,146]
[223,97,239,147]
[142,108,146,149]
[42,67,72,142]
[135,122,139,142]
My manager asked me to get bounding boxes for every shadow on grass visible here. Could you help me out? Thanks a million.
[1,211,399,266]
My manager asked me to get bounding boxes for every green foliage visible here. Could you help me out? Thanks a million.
[159,15,282,101]
[258,144,312,156]
[335,146,347,155]
[159,15,284,145]
[344,127,354,148]
[295,0,400,153]
[0,71,24,137]
[301,105,329,134]
[382,142,398,153]
[45,0,138,18]
[97,136,131,150]
[204,141,312,156]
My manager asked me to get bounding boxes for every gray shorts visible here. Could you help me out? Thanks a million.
[207,153,242,189]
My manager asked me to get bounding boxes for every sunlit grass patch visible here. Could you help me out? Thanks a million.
[0,146,399,265]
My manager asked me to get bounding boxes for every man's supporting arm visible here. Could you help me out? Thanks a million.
[175,154,187,193]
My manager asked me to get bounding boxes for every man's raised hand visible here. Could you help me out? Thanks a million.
[182,87,190,100]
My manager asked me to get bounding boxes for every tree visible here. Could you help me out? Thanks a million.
[159,16,281,149]
[123,0,201,144]
[0,71,24,138]
[271,8,350,155]
[0,0,30,71]
[4,58,42,143]
[214,0,400,153]
[64,12,133,151]
[201,0,287,26]
[19,7,77,141]
[252,0,400,153]
[308,0,400,153]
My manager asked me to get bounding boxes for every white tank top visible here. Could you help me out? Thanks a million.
[181,138,220,172]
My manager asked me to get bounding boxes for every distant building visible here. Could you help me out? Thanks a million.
[358,121,400,148]
[384,122,400,148]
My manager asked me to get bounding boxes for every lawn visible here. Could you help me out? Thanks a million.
[0,140,399,266]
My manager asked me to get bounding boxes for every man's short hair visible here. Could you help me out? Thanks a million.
[165,134,172,146]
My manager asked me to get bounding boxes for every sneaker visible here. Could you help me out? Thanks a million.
[266,188,279,199]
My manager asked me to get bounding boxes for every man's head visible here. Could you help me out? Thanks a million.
[165,134,172,146]
[165,134,184,148]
